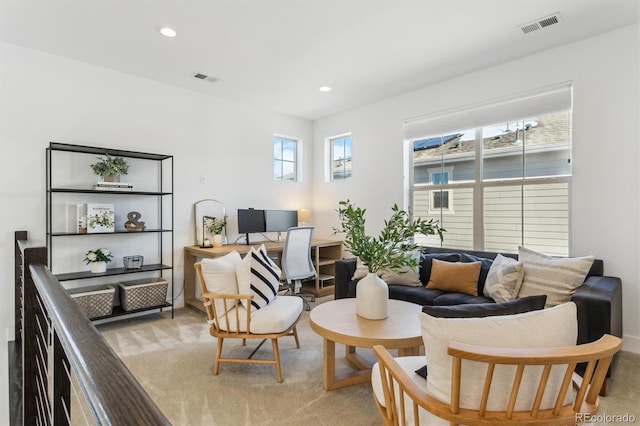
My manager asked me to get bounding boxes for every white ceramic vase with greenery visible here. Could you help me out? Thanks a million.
[335,200,444,319]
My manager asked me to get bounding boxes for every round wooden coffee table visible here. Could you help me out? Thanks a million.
[310,298,423,390]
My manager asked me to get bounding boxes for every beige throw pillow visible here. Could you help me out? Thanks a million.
[426,259,480,296]
[420,302,577,412]
[351,257,369,280]
[378,265,422,286]
[483,254,524,302]
[517,246,594,307]
[378,251,422,286]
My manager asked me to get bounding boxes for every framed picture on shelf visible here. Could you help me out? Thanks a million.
[66,203,87,234]
[86,203,115,233]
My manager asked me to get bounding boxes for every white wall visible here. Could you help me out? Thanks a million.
[0,41,312,424]
[313,25,640,353]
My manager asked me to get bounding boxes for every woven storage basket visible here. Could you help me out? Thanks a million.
[118,278,168,311]
[68,285,115,319]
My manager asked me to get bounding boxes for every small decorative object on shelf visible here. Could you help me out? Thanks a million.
[334,200,445,320]
[86,203,115,233]
[93,181,134,191]
[90,154,129,182]
[123,255,144,269]
[66,203,87,234]
[124,211,146,232]
[84,248,113,273]
[205,215,227,247]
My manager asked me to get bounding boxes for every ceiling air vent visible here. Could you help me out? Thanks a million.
[519,12,561,35]
[193,73,218,83]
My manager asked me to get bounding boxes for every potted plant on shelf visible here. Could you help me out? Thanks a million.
[205,216,228,247]
[334,200,444,319]
[90,154,129,182]
[84,248,114,273]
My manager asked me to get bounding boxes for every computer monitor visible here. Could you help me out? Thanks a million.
[265,210,298,233]
[237,208,266,244]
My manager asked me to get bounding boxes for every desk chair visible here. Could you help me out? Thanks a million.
[281,226,316,311]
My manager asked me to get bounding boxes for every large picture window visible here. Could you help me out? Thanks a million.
[407,85,572,256]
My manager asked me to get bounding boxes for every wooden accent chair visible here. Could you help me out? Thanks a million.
[372,334,622,425]
[194,262,302,383]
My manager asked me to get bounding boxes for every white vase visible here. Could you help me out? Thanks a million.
[212,234,224,247]
[356,272,389,320]
[91,261,107,273]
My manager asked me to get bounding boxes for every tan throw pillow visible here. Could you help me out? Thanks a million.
[517,246,594,307]
[426,259,481,296]
[483,254,524,302]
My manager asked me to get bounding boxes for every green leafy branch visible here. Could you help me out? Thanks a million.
[334,200,444,273]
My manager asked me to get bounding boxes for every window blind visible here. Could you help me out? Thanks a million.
[404,83,572,140]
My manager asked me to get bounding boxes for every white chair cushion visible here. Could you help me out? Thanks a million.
[371,356,447,426]
[421,302,577,413]
[199,251,241,314]
[218,295,302,334]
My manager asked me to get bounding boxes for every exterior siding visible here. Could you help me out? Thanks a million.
[414,182,568,255]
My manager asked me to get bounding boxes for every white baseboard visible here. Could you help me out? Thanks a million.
[622,334,640,354]
[6,327,15,342]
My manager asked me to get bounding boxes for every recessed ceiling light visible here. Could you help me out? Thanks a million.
[159,27,177,38]
[319,86,333,92]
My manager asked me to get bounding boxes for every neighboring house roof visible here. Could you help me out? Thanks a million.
[413,112,570,164]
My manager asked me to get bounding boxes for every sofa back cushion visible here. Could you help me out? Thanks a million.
[422,294,546,318]
[419,252,494,295]
[419,253,460,285]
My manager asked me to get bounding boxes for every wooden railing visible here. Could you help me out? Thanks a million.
[15,231,170,425]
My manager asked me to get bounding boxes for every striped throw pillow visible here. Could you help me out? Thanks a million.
[237,245,281,311]
[517,246,594,307]
[483,254,524,302]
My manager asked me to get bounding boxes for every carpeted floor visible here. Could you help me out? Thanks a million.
[98,301,640,426]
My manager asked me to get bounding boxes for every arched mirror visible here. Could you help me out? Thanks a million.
[194,199,226,247]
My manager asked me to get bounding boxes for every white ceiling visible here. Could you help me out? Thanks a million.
[0,0,638,120]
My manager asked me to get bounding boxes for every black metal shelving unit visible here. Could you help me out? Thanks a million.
[46,142,174,320]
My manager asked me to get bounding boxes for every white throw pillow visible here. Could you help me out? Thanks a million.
[199,251,242,314]
[237,245,281,311]
[421,302,577,412]
[483,254,524,302]
[517,246,594,307]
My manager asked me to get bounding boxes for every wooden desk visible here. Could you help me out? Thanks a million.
[184,239,342,313]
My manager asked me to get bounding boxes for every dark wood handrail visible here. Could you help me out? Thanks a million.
[16,232,170,425]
